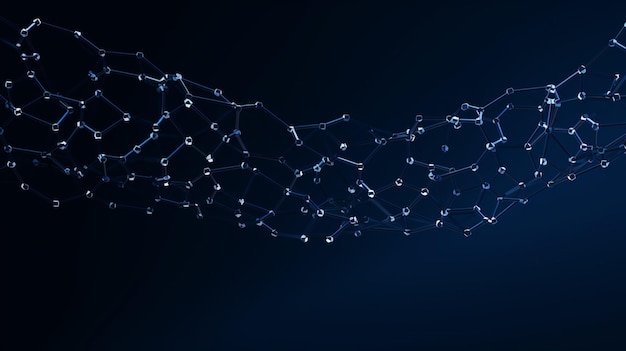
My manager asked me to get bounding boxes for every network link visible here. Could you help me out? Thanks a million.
[1,18,626,243]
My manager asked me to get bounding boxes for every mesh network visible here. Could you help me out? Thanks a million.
[2,18,626,243]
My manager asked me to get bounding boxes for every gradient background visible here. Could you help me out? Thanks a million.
[3,1,626,350]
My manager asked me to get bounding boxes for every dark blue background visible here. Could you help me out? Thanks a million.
[3,1,626,350]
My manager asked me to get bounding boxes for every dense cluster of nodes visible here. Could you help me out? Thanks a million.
[2,18,626,243]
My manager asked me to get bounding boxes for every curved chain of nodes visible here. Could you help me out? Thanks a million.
[2,18,626,243]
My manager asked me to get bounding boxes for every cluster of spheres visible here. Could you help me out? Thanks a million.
[2,18,626,243]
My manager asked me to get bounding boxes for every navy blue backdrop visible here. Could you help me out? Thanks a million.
[3,1,626,350]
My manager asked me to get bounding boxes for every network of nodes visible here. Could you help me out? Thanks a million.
[1,18,626,243]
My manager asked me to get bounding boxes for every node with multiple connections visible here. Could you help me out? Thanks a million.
[2,18,626,243]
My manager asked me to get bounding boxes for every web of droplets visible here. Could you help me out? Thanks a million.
[2,18,626,243]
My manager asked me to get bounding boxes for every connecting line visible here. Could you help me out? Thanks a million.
[423,120,448,131]
[369,198,394,221]
[571,161,603,178]
[336,156,364,171]
[293,114,351,130]
[604,132,626,149]
[356,179,376,198]
[556,65,587,89]
[513,86,546,93]
[324,221,351,243]
[286,126,303,146]
[71,30,101,54]
[497,196,528,205]
[543,99,558,128]
[388,129,413,142]
[492,104,513,122]
[408,115,423,136]
[438,164,474,178]
[609,38,626,52]
[362,144,383,165]
[181,79,230,104]
[257,104,289,128]
[472,205,493,223]
[19,111,52,127]
[490,198,516,220]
